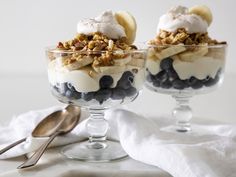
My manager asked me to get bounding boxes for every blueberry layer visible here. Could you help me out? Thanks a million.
[146,57,221,90]
[52,71,138,104]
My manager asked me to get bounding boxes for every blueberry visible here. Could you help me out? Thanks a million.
[67,83,74,90]
[160,58,173,70]
[183,79,190,88]
[160,80,172,89]
[125,87,137,97]
[61,83,81,99]
[53,85,59,93]
[155,70,168,82]
[203,78,214,87]
[203,75,220,87]
[70,85,76,91]
[94,89,112,104]
[191,81,203,89]
[58,83,68,95]
[187,77,203,89]
[215,75,220,82]
[172,79,185,90]
[99,75,113,88]
[72,92,82,99]
[153,80,161,87]
[167,68,179,80]
[111,88,126,100]
[146,73,155,83]
[146,71,156,83]
[188,77,198,86]
[122,71,134,80]
[65,90,74,98]
[117,71,134,89]
[81,92,95,101]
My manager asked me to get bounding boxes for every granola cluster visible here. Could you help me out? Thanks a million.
[54,32,137,67]
[149,28,226,46]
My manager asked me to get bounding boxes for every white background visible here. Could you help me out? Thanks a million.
[0,0,235,124]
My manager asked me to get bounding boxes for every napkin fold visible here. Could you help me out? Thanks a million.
[0,106,236,177]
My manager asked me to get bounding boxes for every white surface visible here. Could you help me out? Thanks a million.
[0,149,169,177]
[1,93,236,177]
[0,0,235,75]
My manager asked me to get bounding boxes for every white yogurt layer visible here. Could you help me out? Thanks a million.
[157,6,208,34]
[77,11,126,39]
[173,57,224,80]
[48,60,145,92]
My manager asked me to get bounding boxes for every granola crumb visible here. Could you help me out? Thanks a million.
[149,28,227,46]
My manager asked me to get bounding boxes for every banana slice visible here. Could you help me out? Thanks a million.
[189,5,213,25]
[115,11,137,44]
[93,65,126,74]
[100,65,126,74]
[155,45,186,60]
[179,46,208,61]
[128,58,145,67]
[64,56,93,71]
[114,55,132,66]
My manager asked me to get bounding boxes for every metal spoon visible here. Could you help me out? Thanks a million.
[0,105,79,155]
[17,105,81,169]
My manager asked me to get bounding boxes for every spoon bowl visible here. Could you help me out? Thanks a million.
[32,110,67,137]
[32,105,80,137]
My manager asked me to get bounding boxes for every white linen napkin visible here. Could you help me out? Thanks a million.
[0,106,236,177]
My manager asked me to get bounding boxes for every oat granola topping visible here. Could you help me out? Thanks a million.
[55,32,137,67]
[149,28,227,46]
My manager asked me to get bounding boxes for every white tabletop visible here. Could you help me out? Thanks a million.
[0,73,235,177]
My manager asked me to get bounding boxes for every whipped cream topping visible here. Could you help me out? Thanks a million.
[77,11,126,39]
[157,6,208,34]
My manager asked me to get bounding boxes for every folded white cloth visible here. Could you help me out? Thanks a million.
[0,106,236,177]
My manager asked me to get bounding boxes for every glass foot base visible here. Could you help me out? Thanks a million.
[61,140,128,162]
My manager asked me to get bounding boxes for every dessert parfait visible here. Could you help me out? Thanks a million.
[145,5,227,132]
[47,11,146,108]
[146,5,227,94]
[46,11,146,162]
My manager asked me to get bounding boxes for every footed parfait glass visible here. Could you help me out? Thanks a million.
[46,48,146,162]
[145,44,227,132]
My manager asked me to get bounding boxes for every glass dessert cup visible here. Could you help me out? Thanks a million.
[46,48,146,162]
[145,44,227,132]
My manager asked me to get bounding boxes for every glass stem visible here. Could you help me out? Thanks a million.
[172,95,192,132]
[86,108,109,149]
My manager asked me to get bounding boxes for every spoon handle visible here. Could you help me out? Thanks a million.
[0,138,27,155]
[17,132,60,169]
